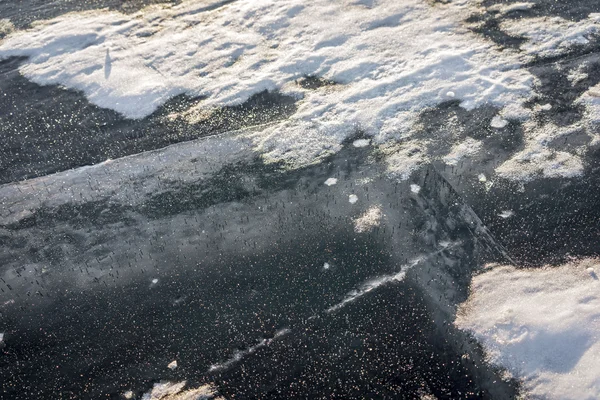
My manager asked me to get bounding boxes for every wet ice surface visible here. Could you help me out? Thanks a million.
[0,134,517,398]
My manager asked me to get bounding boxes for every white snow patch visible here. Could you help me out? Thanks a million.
[442,137,482,165]
[354,205,383,233]
[167,360,178,370]
[490,115,509,129]
[324,177,338,186]
[323,262,330,270]
[478,173,487,182]
[456,259,600,400]
[348,194,359,204]
[0,0,533,168]
[123,390,134,399]
[352,139,371,148]
[151,278,159,285]
[410,184,421,194]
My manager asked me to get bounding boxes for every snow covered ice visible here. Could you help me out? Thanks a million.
[0,0,534,170]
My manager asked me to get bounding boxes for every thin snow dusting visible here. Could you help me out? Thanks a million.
[0,18,13,38]
[577,83,600,125]
[456,259,600,400]
[327,243,459,313]
[496,121,585,181]
[0,0,533,169]
[353,205,383,233]
[141,381,221,400]
[500,13,600,59]
[442,137,482,165]
[208,328,290,372]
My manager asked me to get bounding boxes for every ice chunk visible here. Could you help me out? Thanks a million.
[490,115,509,129]
[410,184,421,194]
[323,262,331,270]
[352,139,370,148]
[498,210,514,219]
[324,178,338,186]
[167,360,178,370]
[348,194,359,204]
[151,278,159,285]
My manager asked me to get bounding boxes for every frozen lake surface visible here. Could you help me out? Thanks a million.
[3,0,600,398]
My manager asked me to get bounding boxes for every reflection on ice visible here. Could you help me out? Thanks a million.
[0,132,517,397]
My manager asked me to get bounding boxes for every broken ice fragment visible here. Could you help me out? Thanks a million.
[167,360,178,370]
[478,174,487,182]
[410,184,421,194]
[349,194,358,204]
[151,278,159,285]
[323,262,331,270]
[324,178,338,186]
